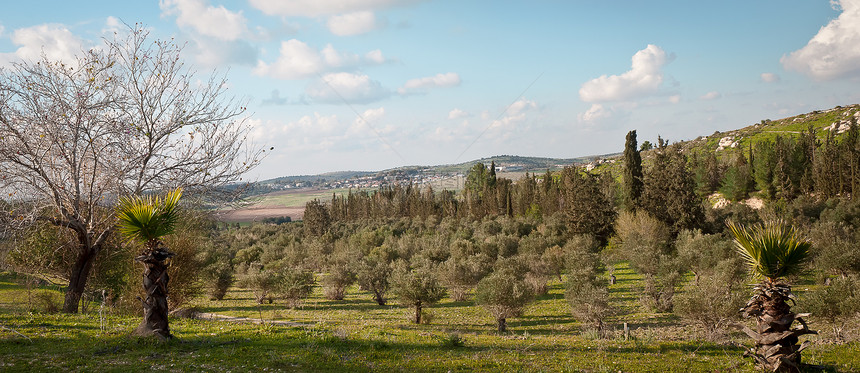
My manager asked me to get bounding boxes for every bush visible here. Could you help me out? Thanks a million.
[238,264,281,304]
[198,241,235,301]
[808,220,860,278]
[564,235,613,334]
[614,211,681,312]
[278,267,316,308]
[439,252,492,302]
[675,259,747,339]
[801,275,860,324]
[322,264,356,301]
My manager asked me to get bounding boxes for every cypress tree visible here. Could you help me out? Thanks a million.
[623,130,644,211]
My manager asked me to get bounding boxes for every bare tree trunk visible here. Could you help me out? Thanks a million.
[497,317,507,333]
[133,244,175,339]
[373,290,386,306]
[414,301,422,324]
[62,247,97,313]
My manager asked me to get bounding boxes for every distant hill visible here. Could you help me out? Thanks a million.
[256,154,619,186]
[678,104,860,156]
[245,103,860,195]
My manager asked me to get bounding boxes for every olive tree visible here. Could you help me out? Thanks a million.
[0,26,263,313]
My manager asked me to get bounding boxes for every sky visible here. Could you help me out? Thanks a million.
[1,1,860,180]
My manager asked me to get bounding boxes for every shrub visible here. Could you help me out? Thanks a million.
[322,264,356,301]
[675,259,747,339]
[614,211,681,312]
[238,264,281,304]
[278,267,316,308]
[564,235,613,334]
[801,275,860,324]
[439,252,492,302]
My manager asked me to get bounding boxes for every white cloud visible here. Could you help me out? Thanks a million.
[669,95,682,104]
[0,24,87,66]
[327,11,377,36]
[365,49,386,64]
[0,24,5,38]
[578,104,613,123]
[579,44,672,103]
[397,72,461,94]
[160,0,248,41]
[306,72,389,104]
[351,107,386,134]
[700,91,721,100]
[760,72,781,83]
[781,0,860,80]
[103,16,122,34]
[253,39,322,79]
[488,98,538,132]
[254,39,382,80]
[320,44,360,67]
[248,0,421,17]
[448,108,469,119]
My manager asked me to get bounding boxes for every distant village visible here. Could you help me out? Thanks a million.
[265,159,614,192]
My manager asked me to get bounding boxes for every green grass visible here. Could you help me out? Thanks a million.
[241,188,351,209]
[1,270,858,372]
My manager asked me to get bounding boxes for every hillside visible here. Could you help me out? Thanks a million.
[681,104,860,155]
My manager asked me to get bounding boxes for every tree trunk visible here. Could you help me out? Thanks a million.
[740,281,817,372]
[373,290,386,306]
[497,317,507,333]
[62,241,97,313]
[133,244,175,339]
[414,300,422,324]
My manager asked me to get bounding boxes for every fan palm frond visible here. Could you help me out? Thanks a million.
[116,188,183,247]
[727,220,811,281]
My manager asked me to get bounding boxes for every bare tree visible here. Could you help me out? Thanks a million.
[0,26,264,313]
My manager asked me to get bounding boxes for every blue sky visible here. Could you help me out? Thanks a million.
[1,1,859,179]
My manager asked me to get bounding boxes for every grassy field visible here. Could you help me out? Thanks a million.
[1,267,858,372]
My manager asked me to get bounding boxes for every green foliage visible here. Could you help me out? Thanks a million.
[728,220,812,281]
[719,151,755,202]
[622,130,644,211]
[389,260,446,324]
[613,211,673,276]
[115,188,183,248]
[676,229,735,281]
[675,259,747,338]
[560,167,617,244]
[564,235,613,332]
[641,141,704,234]
[614,210,682,312]
[475,261,535,332]
[801,275,860,323]
[808,220,860,278]
[356,245,395,305]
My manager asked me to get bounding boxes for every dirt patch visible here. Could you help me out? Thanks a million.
[213,206,305,223]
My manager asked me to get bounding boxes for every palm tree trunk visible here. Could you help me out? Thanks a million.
[739,281,817,372]
[133,244,175,339]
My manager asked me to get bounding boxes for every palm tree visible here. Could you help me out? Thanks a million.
[116,188,182,339]
[728,220,816,372]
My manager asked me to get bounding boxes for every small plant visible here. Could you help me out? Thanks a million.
[438,332,466,348]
